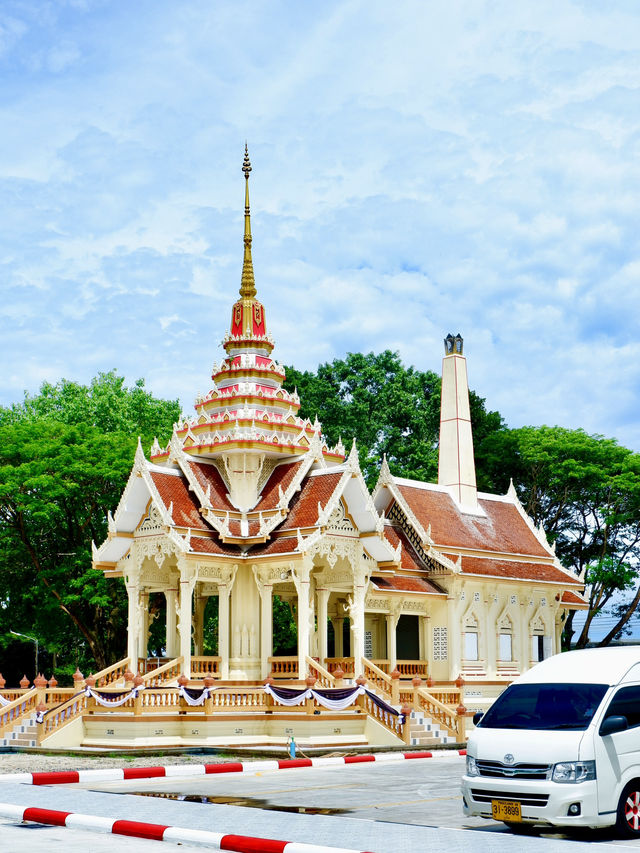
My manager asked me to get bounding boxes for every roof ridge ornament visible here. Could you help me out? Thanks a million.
[240,143,257,299]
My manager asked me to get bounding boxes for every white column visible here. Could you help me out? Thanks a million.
[138,590,149,660]
[331,617,344,658]
[218,584,230,679]
[448,595,462,680]
[484,594,500,677]
[350,576,367,673]
[165,589,178,657]
[178,570,195,677]
[386,610,399,670]
[259,582,273,679]
[317,588,330,666]
[295,562,312,677]
[419,614,430,663]
[193,593,208,657]
[126,576,141,666]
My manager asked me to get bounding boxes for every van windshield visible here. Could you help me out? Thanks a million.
[478,683,608,730]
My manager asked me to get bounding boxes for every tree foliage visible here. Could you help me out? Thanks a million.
[0,372,180,680]
[478,426,640,648]
[284,350,504,488]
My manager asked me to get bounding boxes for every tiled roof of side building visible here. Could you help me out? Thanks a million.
[397,484,551,557]
[446,554,581,585]
[278,472,342,530]
[186,460,235,511]
[254,461,303,511]
[561,589,589,606]
[372,575,445,595]
[149,471,212,530]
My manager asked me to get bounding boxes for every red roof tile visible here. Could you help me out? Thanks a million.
[372,575,445,595]
[397,485,551,557]
[254,461,303,511]
[453,554,580,584]
[249,537,300,556]
[149,472,210,530]
[279,473,342,530]
[190,536,240,556]
[383,526,424,573]
[227,519,262,538]
[186,461,234,511]
[561,590,588,607]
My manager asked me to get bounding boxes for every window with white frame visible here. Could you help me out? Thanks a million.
[499,632,513,661]
[532,634,552,661]
[464,631,479,661]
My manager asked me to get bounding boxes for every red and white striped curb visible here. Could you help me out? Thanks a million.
[0,802,372,852]
[0,749,466,786]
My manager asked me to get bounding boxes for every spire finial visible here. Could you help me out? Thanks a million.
[240,143,257,299]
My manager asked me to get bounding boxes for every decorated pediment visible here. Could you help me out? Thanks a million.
[497,612,513,631]
[463,608,480,629]
[327,501,356,536]
[136,503,165,536]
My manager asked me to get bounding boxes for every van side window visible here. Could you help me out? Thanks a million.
[605,685,640,728]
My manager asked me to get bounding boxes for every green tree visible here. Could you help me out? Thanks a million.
[284,350,503,488]
[0,373,180,679]
[478,426,640,648]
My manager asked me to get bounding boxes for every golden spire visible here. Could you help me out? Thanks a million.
[239,143,257,299]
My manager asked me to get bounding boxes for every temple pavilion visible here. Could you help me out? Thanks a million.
[93,148,586,689]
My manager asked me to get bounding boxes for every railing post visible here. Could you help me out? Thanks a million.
[305,675,316,716]
[124,668,135,690]
[177,674,188,715]
[333,667,344,688]
[455,673,466,709]
[0,673,5,688]
[264,676,274,713]
[19,675,30,690]
[133,674,144,717]
[355,674,367,713]
[33,673,47,707]
[456,700,467,743]
[391,668,400,705]
[204,675,214,717]
[401,702,412,746]
[73,668,85,692]
[412,675,422,711]
[85,675,96,713]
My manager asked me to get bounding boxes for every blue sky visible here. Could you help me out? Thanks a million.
[1,0,640,451]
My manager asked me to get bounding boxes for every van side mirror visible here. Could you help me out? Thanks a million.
[599,715,628,737]
[473,711,484,726]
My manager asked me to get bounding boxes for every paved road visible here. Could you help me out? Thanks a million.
[2,756,640,851]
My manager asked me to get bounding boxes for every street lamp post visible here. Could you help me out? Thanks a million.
[10,630,39,679]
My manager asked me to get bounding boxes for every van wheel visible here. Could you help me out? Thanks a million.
[617,783,640,837]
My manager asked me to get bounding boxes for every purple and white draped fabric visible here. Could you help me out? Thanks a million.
[178,686,211,706]
[85,685,144,707]
[264,683,404,723]
[264,684,310,707]
[0,694,11,707]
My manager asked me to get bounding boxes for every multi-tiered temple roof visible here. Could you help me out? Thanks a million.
[150,146,343,476]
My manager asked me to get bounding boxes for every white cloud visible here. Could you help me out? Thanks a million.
[1,0,640,452]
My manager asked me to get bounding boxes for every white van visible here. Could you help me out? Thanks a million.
[462,647,640,837]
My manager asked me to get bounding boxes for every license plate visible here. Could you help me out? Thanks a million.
[491,799,522,822]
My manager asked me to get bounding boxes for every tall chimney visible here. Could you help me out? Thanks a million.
[438,333,479,511]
